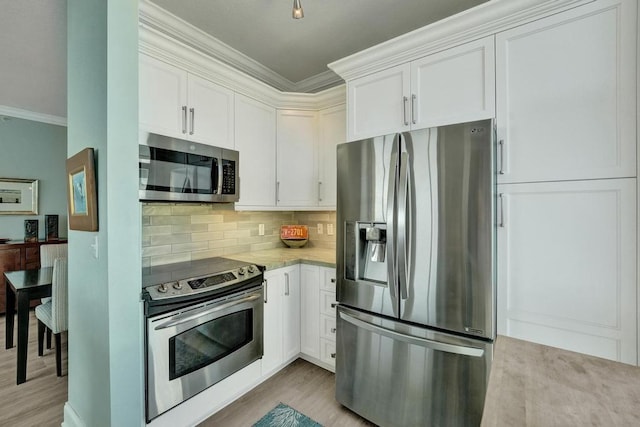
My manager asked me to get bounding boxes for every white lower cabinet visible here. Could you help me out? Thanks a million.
[262,265,300,377]
[497,178,637,364]
[300,265,337,371]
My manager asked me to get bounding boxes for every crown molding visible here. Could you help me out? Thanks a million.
[138,0,342,93]
[0,105,67,127]
[328,0,592,81]
[139,22,345,110]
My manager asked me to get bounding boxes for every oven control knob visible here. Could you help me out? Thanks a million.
[248,265,256,273]
[172,282,182,290]
[238,267,246,275]
[157,283,168,293]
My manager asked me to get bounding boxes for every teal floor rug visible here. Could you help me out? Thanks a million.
[253,403,323,427]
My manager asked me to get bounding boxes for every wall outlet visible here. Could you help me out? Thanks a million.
[317,223,323,234]
[258,224,265,236]
[327,223,334,235]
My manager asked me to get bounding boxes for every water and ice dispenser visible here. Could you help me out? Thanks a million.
[344,222,388,284]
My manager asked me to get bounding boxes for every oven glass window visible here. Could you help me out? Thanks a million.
[140,146,218,194]
[169,310,253,380]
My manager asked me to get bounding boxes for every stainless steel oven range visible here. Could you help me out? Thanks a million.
[142,258,264,422]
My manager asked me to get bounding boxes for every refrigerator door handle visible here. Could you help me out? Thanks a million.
[386,136,400,300]
[339,310,485,357]
[397,151,410,300]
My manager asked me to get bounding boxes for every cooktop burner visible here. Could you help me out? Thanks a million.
[142,257,263,302]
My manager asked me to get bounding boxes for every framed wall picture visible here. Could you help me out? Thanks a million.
[45,214,59,241]
[66,148,98,231]
[24,219,38,242]
[0,178,38,215]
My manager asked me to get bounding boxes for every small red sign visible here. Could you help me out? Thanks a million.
[280,225,308,240]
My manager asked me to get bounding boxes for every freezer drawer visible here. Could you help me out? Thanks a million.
[336,306,492,427]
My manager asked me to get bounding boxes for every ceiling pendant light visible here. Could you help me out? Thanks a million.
[292,0,304,19]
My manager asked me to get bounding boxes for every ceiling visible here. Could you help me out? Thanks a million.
[0,0,488,122]
[149,0,488,92]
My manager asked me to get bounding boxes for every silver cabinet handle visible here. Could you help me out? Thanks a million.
[499,139,505,175]
[331,303,338,309]
[318,181,322,202]
[402,96,409,126]
[340,310,485,357]
[330,278,336,283]
[264,279,268,303]
[276,181,280,202]
[499,193,505,228]
[330,328,336,334]
[189,107,195,135]
[411,94,417,124]
[181,106,187,134]
[330,353,336,359]
[284,272,290,296]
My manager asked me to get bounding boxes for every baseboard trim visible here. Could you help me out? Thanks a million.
[62,402,85,427]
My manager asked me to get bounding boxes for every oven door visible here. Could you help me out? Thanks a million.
[146,286,263,421]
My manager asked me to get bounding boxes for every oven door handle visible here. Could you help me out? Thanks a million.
[154,293,261,330]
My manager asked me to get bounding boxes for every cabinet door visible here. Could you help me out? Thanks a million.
[187,74,235,149]
[276,110,318,207]
[300,265,320,358]
[234,94,277,208]
[139,54,188,138]
[318,104,345,208]
[497,178,637,364]
[262,270,283,376]
[411,36,495,129]
[347,63,410,141]
[496,0,636,183]
[282,266,300,361]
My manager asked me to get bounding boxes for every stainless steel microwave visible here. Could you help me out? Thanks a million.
[139,132,239,203]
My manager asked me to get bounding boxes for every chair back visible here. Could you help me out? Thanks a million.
[41,244,68,268]
[51,257,68,334]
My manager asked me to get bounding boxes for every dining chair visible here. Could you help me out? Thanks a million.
[35,257,68,377]
[39,243,68,349]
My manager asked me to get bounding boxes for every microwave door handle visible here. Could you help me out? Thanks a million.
[155,293,261,330]
[210,158,219,195]
[218,158,224,196]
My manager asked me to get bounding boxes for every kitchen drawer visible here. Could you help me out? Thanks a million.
[321,267,336,292]
[320,290,337,316]
[320,314,337,341]
[320,338,336,367]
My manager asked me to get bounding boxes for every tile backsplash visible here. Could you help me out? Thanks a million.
[142,203,336,267]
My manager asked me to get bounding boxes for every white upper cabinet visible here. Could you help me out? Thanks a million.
[318,104,346,207]
[187,74,235,149]
[496,0,637,183]
[276,110,319,207]
[234,94,277,208]
[139,54,188,139]
[347,64,411,141]
[411,37,495,130]
[346,36,495,141]
[139,54,235,149]
[497,178,637,364]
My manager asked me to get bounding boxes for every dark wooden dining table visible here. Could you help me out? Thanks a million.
[4,267,53,384]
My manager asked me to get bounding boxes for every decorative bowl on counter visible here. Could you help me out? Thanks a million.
[280,225,308,248]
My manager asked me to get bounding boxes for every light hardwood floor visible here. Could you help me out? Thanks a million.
[199,359,375,427]
[0,312,67,427]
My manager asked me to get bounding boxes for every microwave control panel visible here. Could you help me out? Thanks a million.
[221,160,236,195]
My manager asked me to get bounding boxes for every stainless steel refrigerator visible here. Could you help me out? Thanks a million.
[336,119,495,427]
